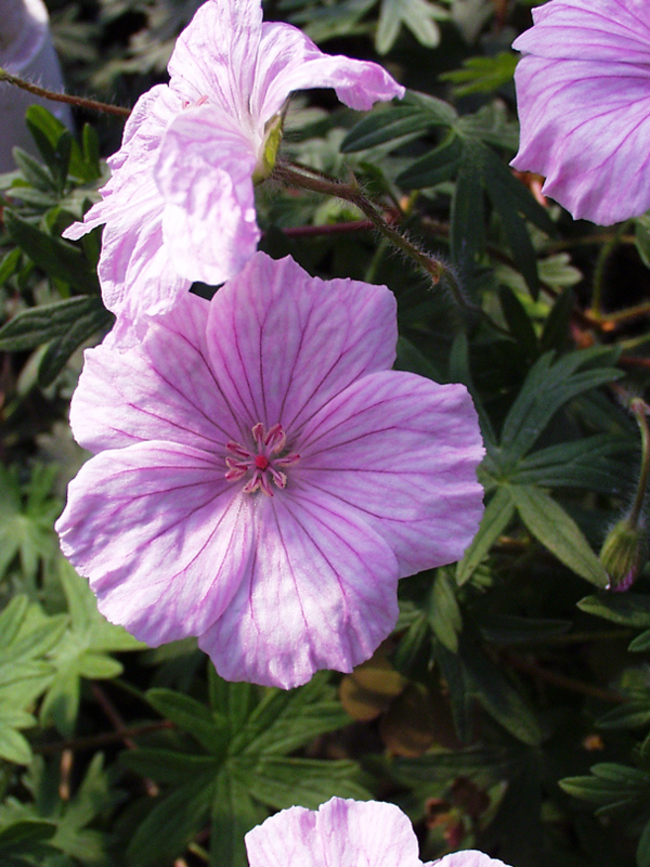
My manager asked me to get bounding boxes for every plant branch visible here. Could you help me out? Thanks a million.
[0,67,131,117]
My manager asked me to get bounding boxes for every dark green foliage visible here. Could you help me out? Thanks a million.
[2,3,650,866]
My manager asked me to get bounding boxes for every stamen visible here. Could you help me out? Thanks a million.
[225,423,299,496]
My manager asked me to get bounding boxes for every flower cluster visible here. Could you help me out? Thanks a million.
[64,0,404,340]
[245,797,512,867]
[511,0,650,225]
[57,0,485,689]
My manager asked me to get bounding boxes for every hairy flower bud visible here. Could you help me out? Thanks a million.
[600,518,648,593]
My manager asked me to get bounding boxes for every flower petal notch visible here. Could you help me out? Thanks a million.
[56,253,485,689]
[510,0,650,225]
[244,797,512,867]
[64,0,405,333]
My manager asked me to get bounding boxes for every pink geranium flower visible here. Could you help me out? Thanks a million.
[55,252,484,689]
[64,0,404,334]
[510,0,650,225]
[245,797,511,867]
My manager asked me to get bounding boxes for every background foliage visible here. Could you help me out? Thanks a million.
[3,0,650,865]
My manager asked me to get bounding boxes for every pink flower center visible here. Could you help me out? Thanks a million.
[225,422,300,497]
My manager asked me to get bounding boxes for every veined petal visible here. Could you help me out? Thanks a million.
[64,85,190,321]
[198,490,399,688]
[512,54,650,223]
[431,854,512,867]
[168,0,262,124]
[513,0,650,63]
[297,370,485,576]
[206,252,397,436]
[56,442,252,645]
[253,22,405,119]
[156,105,260,284]
[70,293,240,453]
[245,798,424,867]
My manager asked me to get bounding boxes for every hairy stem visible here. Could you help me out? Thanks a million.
[273,160,468,309]
[0,67,131,117]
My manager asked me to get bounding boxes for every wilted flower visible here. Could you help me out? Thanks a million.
[56,253,484,689]
[511,0,650,225]
[245,796,511,867]
[64,0,404,337]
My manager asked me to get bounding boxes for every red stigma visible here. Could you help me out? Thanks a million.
[255,455,270,470]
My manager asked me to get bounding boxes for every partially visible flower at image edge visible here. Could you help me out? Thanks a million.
[245,797,512,867]
[63,0,404,340]
[55,252,485,689]
[510,0,650,225]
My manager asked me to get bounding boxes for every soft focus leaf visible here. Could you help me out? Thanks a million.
[511,485,608,587]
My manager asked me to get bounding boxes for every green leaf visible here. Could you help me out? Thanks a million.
[479,614,571,645]
[440,52,518,97]
[638,817,650,867]
[480,146,554,297]
[234,672,350,757]
[146,689,229,754]
[578,593,650,627]
[510,435,633,493]
[598,698,650,730]
[428,570,462,652]
[635,214,650,270]
[41,559,143,736]
[37,302,114,386]
[459,634,542,745]
[511,485,608,587]
[341,91,457,153]
[127,779,213,867]
[394,336,444,380]
[4,210,99,293]
[496,348,622,470]
[375,0,447,54]
[499,286,538,359]
[0,247,21,285]
[456,487,515,585]
[560,763,650,815]
[210,772,263,867]
[11,148,55,192]
[450,141,485,277]
[396,132,463,189]
[0,726,33,765]
[0,296,105,352]
[629,630,650,652]
[234,757,369,810]
[120,749,220,785]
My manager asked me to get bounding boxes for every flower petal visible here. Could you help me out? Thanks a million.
[64,85,191,322]
[254,22,405,118]
[511,54,650,223]
[198,490,399,688]
[70,293,240,454]
[432,853,511,867]
[513,0,650,64]
[168,0,262,121]
[297,370,485,576]
[205,252,397,436]
[245,798,424,867]
[56,442,252,644]
[156,106,260,284]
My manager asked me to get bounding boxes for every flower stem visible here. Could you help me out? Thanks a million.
[0,67,131,117]
[273,160,468,310]
[590,220,632,318]
[629,397,650,528]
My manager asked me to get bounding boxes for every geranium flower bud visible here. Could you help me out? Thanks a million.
[600,517,648,593]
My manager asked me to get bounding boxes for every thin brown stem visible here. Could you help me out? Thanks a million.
[503,652,625,704]
[33,721,174,755]
[0,67,131,117]
[273,160,468,306]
